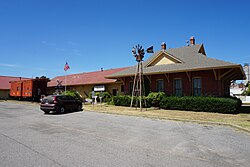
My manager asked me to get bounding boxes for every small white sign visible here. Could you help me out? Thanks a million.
[94,85,105,92]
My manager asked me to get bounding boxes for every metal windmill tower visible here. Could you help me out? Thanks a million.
[130,44,153,111]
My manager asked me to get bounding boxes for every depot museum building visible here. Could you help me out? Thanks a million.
[48,37,245,98]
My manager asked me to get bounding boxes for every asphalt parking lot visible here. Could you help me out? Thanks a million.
[0,101,250,167]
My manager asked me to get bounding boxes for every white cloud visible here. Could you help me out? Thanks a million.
[41,41,56,46]
[71,49,82,56]
[72,52,82,56]
[67,41,77,46]
[35,67,50,71]
[0,63,19,68]
[56,48,65,51]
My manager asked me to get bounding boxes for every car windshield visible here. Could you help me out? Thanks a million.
[41,96,57,103]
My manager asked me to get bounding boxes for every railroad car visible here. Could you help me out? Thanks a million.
[10,78,49,101]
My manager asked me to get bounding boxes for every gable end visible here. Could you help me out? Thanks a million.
[146,51,182,67]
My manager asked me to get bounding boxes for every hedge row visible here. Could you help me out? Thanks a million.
[159,96,241,114]
[112,95,147,107]
[112,92,242,114]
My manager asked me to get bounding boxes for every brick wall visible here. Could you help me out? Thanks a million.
[124,70,226,97]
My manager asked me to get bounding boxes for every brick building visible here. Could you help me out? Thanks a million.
[107,37,245,97]
[48,67,129,98]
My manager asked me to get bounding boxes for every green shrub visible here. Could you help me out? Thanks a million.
[88,91,112,102]
[88,91,95,99]
[242,83,250,96]
[113,95,131,106]
[159,96,241,114]
[64,91,83,101]
[147,92,165,107]
[102,92,112,102]
[113,95,148,107]
[111,91,241,114]
[229,96,242,111]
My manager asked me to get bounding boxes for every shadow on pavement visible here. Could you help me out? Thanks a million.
[45,109,83,115]
[239,105,250,114]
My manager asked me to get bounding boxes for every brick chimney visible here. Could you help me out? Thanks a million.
[190,36,195,45]
[161,42,166,50]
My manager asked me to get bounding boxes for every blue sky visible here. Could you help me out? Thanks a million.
[0,0,249,79]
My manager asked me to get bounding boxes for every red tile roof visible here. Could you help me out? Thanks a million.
[0,76,31,90]
[48,67,129,87]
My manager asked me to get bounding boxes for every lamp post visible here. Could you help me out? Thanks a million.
[130,44,153,111]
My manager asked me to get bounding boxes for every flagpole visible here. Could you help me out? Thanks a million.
[64,62,69,93]
[65,71,67,93]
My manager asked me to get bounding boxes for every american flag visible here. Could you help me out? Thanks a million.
[64,62,70,71]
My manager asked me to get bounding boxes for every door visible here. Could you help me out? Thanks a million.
[112,89,117,96]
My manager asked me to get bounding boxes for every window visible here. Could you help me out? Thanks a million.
[64,96,71,100]
[121,85,124,92]
[156,79,164,92]
[112,89,117,96]
[174,79,182,96]
[193,78,202,96]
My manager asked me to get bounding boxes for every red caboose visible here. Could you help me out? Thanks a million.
[10,81,22,97]
[10,78,49,101]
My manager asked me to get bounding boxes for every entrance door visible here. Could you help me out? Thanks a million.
[112,89,117,96]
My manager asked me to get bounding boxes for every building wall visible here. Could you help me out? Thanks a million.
[69,85,92,98]
[124,77,130,94]
[47,85,92,98]
[48,82,124,98]
[192,70,222,96]
[0,90,10,100]
[106,82,124,96]
[47,69,229,98]
[123,70,226,97]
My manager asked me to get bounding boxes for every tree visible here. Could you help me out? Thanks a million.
[242,82,250,96]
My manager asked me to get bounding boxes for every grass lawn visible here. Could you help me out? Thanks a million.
[84,103,250,132]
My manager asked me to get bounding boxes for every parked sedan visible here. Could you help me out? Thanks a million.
[40,95,82,114]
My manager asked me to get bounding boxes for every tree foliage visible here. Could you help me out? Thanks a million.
[242,83,250,96]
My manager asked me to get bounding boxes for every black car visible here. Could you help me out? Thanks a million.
[40,95,82,114]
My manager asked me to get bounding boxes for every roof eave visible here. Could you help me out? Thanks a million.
[48,80,118,87]
[106,64,245,78]
[238,64,247,80]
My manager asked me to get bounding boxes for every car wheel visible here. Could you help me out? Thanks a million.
[44,110,50,114]
[77,104,82,111]
[60,106,65,113]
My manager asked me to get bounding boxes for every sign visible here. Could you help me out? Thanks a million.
[56,80,63,89]
[94,85,105,92]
